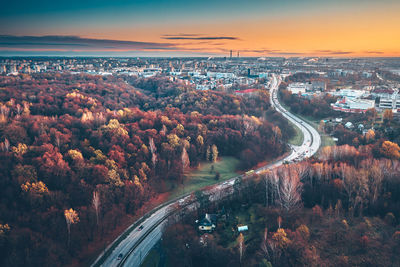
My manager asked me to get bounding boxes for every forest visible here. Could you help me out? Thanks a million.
[0,73,290,266]
[161,144,400,266]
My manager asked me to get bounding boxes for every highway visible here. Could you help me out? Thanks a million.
[266,74,321,167]
[91,74,321,267]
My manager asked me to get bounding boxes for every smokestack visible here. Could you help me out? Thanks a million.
[230,50,232,59]
[237,51,240,58]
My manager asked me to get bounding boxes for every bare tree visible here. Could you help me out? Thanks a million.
[4,138,9,151]
[181,147,190,170]
[260,227,270,259]
[366,160,383,205]
[149,137,157,167]
[277,216,282,229]
[267,239,281,265]
[277,167,303,213]
[92,191,101,226]
[263,171,272,206]
[293,162,309,180]
[341,165,369,216]
[271,170,280,206]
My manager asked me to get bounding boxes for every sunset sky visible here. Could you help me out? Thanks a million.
[1,0,399,57]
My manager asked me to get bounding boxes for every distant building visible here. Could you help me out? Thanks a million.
[196,84,211,91]
[331,97,375,113]
[258,73,269,79]
[371,87,394,99]
[311,81,326,92]
[379,90,400,110]
[345,122,354,129]
[362,71,373,78]
[142,68,161,77]
[170,71,182,76]
[207,72,235,79]
[331,89,367,99]
[287,82,310,94]
[234,89,259,97]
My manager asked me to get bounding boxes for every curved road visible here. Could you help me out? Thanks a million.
[92,74,321,267]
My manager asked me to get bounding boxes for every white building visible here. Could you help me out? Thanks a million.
[206,72,235,79]
[371,87,394,99]
[141,68,162,77]
[331,97,375,113]
[331,89,368,99]
[379,90,400,110]
[196,84,212,91]
[287,82,310,94]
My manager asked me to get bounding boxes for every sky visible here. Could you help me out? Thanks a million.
[1,0,399,57]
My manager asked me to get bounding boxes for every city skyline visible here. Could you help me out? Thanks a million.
[1,0,400,57]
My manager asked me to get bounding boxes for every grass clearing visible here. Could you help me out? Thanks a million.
[321,134,336,148]
[141,246,161,267]
[167,156,240,200]
[288,119,304,146]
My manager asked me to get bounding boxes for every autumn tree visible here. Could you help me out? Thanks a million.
[272,228,291,249]
[21,181,49,198]
[0,224,10,235]
[365,129,375,143]
[380,141,400,159]
[238,232,245,265]
[383,109,393,123]
[64,208,79,248]
[211,144,218,162]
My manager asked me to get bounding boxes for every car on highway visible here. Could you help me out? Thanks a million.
[117,253,123,260]
[138,225,144,231]
[245,170,255,175]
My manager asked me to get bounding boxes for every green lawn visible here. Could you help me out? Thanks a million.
[321,133,336,148]
[222,205,262,249]
[167,156,240,200]
[141,247,161,267]
[288,119,304,146]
